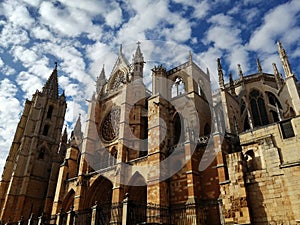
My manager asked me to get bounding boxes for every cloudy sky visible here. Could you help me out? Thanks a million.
[0,0,300,174]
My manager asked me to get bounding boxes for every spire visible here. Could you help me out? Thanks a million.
[217,58,224,88]
[74,114,82,138]
[277,41,293,77]
[96,65,107,93]
[69,114,83,148]
[229,73,237,96]
[272,63,283,89]
[111,44,130,75]
[237,64,243,79]
[58,125,68,156]
[132,41,144,64]
[42,62,59,98]
[62,125,68,143]
[256,58,263,73]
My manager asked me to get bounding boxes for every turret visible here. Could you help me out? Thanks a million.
[152,65,167,96]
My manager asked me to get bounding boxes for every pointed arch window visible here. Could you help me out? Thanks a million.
[43,125,50,136]
[240,99,246,115]
[173,112,184,145]
[267,92,282,109]
[38,147,45,159]
[197,79,207,100]
[204,123,211,136]
[249,90,269,127]
[109,147,117,166]
[171,77,185,98]
[244,115,250,130]
[47,105,54,119]
[270,110,279,122]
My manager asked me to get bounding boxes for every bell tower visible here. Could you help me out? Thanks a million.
[0,64,67,223]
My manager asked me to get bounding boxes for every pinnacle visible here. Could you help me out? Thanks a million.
[42,63,59,98]
[133,41,144,63]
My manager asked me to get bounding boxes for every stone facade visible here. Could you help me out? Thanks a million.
[0,42,300,225]
[0,66,67,223]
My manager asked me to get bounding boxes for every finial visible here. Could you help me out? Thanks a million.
[217,58,224,88]
[119,44,123,54]
[272,63,283,89]
[256,58,262,73]
[277,41,285,55]
[54,62,58,70]
[272,63,279,74]
[229,73,237,96]
[137,41,141,46]
[277,40,293,77]
[206,68,210,78]
[189,50,192,64]
[237,64,243,79]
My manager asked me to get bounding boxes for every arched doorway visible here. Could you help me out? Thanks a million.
[85,176,114,225]
[126,172,147,225]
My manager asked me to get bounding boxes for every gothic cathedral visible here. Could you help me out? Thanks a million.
[0,42,300,225]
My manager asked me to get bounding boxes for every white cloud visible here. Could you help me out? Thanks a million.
[0,78,22,175]
[227,49,249,78]
[38,1,100,38]
[172,0,210,19]
[21,0,41,7]
[12,45,39,65]
[198,47,222,87]
[105,5,123,28]
[2,1,35,29]
[248,0,300,53]
[30,25,54,40]
[16,72,43,99]
[86,41,117,78]
[0,23,30,48]
[163,17,192,42]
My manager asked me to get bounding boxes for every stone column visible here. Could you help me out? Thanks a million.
[37,214,44,225]
[121,194,129,225]
[147,95,169,224]
[91,203,98,225]
[27,214,35,225]
[185,132,202,225]
[55,209,63,225]
[65,207,75,225]
[18,217,24,225]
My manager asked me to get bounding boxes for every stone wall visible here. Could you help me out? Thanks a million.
[222,116,300,224]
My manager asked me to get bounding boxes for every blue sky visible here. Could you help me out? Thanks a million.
[0,0,300,174]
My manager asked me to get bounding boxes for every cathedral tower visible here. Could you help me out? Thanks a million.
[0,65,67,223]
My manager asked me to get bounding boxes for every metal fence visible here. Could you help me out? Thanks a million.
[2,199,220,225]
